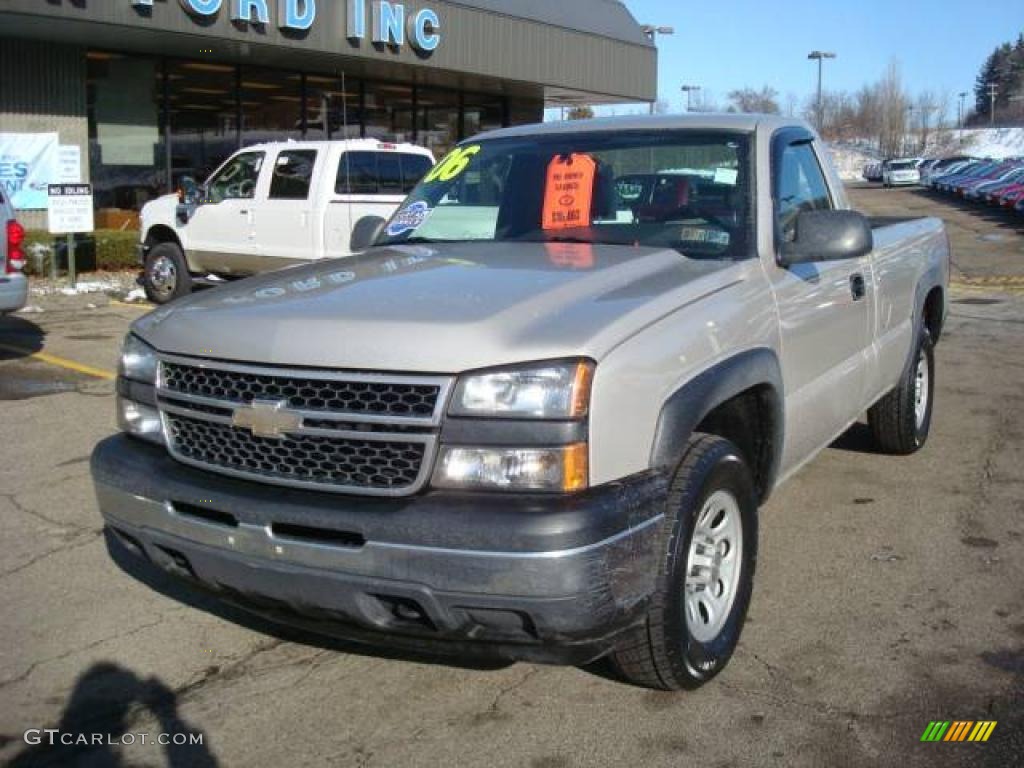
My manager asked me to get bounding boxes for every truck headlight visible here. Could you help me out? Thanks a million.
[432,444,588,493]
[117,396,164,445]
[117,335,164,445]
[450,360,594,419]
[119,334,158,384]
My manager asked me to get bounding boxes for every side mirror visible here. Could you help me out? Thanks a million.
[350,215,386,252]
[781,210,873,266]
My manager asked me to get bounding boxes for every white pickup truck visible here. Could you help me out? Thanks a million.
[138,140,434,303]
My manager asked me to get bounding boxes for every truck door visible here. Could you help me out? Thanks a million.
[252,148,320,266]
[185,151,265,274]
[766,135,873,472]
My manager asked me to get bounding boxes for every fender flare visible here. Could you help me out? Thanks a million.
[649,348,785,501]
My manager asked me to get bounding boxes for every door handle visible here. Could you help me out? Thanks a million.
[239,209,249,215]
[850,273,866,301]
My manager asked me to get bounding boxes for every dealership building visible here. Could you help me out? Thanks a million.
[0,0,656,227]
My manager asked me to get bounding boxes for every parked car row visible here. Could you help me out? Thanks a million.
[927,157,1024,214]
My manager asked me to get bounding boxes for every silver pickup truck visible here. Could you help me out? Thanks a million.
[92,115,949,690]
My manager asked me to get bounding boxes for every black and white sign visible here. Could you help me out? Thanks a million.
[47,184,94,235]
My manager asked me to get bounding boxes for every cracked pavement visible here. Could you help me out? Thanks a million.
[0,188,1022,766]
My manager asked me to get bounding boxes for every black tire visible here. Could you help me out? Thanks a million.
[869,328,935,455]
[143,242,192,305]
[611,434,758,690]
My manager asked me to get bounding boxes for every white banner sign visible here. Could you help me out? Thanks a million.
[0,132,59,210]
[57,145,82,184]
[48,184,95,235]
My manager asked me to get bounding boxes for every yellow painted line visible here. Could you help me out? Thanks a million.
[109,300,153,310]
[0,343,116,381]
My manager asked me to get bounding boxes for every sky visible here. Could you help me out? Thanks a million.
[606,0,1023,115]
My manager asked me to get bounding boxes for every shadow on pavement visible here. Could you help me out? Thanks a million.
[913,188,1024,233]
[0,315,45,358]
[6,662,217,768]
[104,530,513,674]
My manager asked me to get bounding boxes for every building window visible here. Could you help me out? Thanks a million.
[364,82,414,143]
[240,67,303,146]
[165,59,239,188]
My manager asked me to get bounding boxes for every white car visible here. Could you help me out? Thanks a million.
[0,188,28,315]
[138,140,435,303]
[883,159,921,187]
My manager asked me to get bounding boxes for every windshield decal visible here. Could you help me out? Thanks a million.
[386,201,433,237]
[422,144,481,184]
[543,153,597,231]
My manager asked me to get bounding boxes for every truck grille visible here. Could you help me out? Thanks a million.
[162,361,440,419]
[156,356,451,496]
[167,413,428,491]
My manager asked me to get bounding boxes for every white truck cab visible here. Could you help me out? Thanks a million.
[138,139,434,303]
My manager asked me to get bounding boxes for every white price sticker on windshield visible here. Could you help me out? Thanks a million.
[713,168,739,186]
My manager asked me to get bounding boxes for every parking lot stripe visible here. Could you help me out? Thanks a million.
[109,300,152,310]
[0,343,116,381]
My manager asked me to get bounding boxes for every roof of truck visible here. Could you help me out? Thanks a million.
[235,139,434,156]
[475,113,814,141]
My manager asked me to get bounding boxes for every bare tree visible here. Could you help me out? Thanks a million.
[566,105,595,120]
[877,60,909,158]
[726,86,781,114]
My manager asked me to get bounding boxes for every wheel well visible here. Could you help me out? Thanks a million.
[694,385,777,502]
[145,225,182,251]
[923,287,944,343]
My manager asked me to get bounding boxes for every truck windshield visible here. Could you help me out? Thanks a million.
[377,131,752,260]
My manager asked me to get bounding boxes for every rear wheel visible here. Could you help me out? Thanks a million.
[869,328,934,454]
[143,242,192,304]
[611,434,758,690]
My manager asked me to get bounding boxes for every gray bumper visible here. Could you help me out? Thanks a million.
[0,273,28,313]
[93,435,665,663]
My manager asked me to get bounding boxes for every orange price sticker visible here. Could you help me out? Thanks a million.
[542,154,596,231]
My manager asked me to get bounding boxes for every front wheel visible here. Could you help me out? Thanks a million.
[143,242,192,305]
[611,434,758,690]
[869,327,935,454]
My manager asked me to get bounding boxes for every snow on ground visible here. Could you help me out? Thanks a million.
[827,143,881,181]
[958,127,1024,159]
[30,271,139,298]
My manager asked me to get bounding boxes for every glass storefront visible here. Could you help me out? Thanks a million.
[85,50,541,218]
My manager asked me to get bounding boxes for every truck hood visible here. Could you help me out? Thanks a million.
[134,243,738,372]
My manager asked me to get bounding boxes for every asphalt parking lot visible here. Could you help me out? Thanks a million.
[1,186,1022,767]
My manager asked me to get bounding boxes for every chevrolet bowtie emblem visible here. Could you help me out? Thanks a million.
[232,400,302,439]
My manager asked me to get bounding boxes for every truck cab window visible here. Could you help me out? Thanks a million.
[776,143,832,240]
[269,150,318,200]
[206,152,265,203]
[336,152,433,195]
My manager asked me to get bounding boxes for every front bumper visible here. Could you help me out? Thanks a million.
[0,273,28,313]
[92,435,666,664]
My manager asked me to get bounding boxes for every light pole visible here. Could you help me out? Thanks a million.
[680,84,701,112]
[958,91,967,142]
[988,83,998,125]
[642,25,675,115]
[807,51,836,132]
[906,105,916,155]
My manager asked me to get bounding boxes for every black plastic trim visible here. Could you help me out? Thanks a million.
[440,417,587,446]
[117,377,157,407]
[649,348,784,499]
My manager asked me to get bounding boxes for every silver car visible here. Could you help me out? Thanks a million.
[0,189,29,314]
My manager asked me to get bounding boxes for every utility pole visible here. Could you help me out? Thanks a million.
[958,91,967,142]
[807,51,836,133]
[988,83,998,125]
[680,84,701,112]
[642,25,675,115]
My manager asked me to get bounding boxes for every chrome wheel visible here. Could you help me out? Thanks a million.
[914,348,929,429]
[684,489,743,644]
[149,255,178,299]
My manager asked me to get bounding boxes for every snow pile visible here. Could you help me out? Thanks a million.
[959,127,1024,159]
[827,143,882,181]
